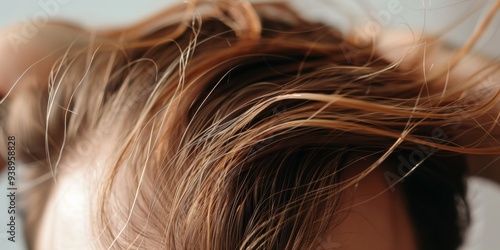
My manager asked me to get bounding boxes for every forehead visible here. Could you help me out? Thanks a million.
[328,156,417,250]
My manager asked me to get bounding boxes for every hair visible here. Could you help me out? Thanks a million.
[2,0,500,249]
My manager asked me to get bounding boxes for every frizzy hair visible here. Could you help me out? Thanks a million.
[2,0,500,249]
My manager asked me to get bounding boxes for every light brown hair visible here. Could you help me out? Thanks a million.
[2,0,500,249]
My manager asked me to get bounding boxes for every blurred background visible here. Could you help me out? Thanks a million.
[0,0,499,249]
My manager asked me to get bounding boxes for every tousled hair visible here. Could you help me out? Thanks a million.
[2,1,500,249]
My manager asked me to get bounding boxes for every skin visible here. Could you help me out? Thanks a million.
[0,25,57,171]
[34,130,115,250]
[330,156,417,250]
[1,26,499,249]
[0,25,56,98]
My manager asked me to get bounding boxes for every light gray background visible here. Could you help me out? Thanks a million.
[0,0,499,249]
